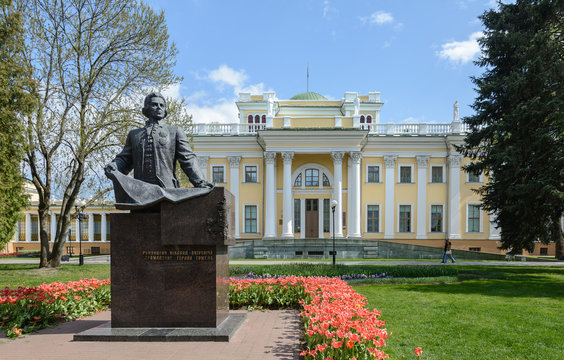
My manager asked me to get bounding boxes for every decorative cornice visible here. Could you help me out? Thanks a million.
[384,155,398,168]
[416,155,430,168]
[227,156,242,168]
[281,151,294,163]
[331,151,345,164]
[264,151,277,164]
[350,151,362,163]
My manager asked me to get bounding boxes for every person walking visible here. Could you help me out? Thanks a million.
[442,240,456,263]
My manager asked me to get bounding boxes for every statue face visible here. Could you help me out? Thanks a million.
[146,96,166,121]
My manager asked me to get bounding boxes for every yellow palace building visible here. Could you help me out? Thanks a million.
[4,90,555,258]
[191,90,554,258]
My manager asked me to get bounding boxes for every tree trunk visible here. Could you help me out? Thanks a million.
[554,216,563,259]
[38,205,50,268]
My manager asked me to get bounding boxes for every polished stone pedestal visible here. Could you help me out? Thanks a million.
[75,187,237,341]
[73,313,246,342]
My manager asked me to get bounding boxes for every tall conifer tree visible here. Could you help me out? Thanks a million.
[459,0,564,257]
[0,0,35,247]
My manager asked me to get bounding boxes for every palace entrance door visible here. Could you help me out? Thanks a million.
[305,199,319,238]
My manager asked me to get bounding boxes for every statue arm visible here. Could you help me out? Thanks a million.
[109,132,134,174]
[175,127,211,188]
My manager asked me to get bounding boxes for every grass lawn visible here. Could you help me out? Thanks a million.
[354,266,564,360]
[0,264,110,288]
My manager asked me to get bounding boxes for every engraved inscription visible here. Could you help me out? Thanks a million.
[142,249,214,261]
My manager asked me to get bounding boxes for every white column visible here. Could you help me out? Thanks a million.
[349,151,362,238]
[50,212,57,242]
[198,156,209,180]
[87,213,94,242]
[416,155,430,239]
[281,152,294,238]
[264,152,277,238]
[331,152,344,238]
[447,154,462,239]
[25,213,32,242]
[318,198,324,238]
[489,213,501,239]
[101,213,107,242]
[384,155,398,239]
[228,156,241,238]
[75,217,81,242]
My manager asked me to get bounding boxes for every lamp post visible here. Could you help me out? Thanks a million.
[330,199,338,266]
[75,199,86,266]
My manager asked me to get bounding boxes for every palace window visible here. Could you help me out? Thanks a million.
[30,215,39,241]
[294,199,301,233]
[367,165,380,183]
[294,173,302,187]
[212,166,225,184]
[94,214,102,241]
[399,166,412,183]
[244,205,258,233]
[322,174,330,187]
[468,171,481,183]
[367,205,380,233]
[431,205,443,232]
[399,205,412,232]
[305,169,319,187]
[360,114,372,131]
[247,114,266,132]
[431,166,443,183]
[245,165,258,183]
[469,247,481,252]
[467,204,481,232]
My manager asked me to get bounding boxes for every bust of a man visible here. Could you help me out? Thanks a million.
[105,92,212,190]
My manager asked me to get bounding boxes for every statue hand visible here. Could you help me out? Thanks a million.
[104,162,118,177]
[195,180,214,189]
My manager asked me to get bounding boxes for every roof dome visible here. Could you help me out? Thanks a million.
[289,92,328,100]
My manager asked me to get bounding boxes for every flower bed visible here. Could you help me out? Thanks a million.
[231,276,394,359]
[0,278,111,338]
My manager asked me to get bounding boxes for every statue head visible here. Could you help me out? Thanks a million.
[142,92,168,120]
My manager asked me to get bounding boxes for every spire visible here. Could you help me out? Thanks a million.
[306,63,309,93]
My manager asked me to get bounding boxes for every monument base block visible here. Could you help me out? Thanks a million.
[73,313,246,342]
[108,187,236,329]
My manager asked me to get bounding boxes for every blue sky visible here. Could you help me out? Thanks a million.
[146,0,502,124]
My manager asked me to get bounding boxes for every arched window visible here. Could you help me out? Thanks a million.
[305,169,319,187]
[360,114,372,131]
[322,174,330,186]
[294,173,302,187]
[247,113,267,132]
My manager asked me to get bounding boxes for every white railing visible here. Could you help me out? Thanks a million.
[192,122,468,136]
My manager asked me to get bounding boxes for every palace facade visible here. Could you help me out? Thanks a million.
[190,90,555,257]
[4,90,556,258]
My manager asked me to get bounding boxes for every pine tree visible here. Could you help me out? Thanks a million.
[0,0,35,248]
[458,0,564,257]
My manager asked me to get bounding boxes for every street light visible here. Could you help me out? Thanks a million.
[75,198,87,266]
[330,199,338,266]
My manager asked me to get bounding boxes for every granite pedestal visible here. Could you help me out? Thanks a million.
[75,187,244,341]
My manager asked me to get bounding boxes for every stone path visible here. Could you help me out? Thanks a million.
[0,310,301,360]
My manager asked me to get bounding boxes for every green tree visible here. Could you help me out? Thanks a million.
[458,0,564,258]
[0,0,35,248]
[19,0,181,267]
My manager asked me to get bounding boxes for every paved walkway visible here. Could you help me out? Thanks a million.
[0,310,301,360]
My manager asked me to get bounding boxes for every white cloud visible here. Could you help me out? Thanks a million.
[187,65,272,124]
[438,32,482,64]
[208,64,248,89]
[360,11,394,25]
[323,0,337,19]
[161,83,181,99]
[188,101,238,124]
